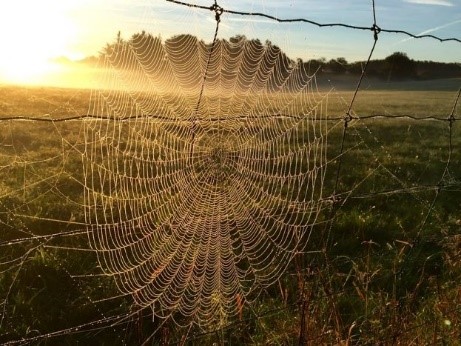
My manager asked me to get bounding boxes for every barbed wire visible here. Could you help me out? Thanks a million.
[1,0,460,344]
[157,0,460,344]
[165,0,461,43]
[0,113,458,123]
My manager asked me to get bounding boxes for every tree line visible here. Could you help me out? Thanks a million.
[309,52,461,80]
[87,32,461,81]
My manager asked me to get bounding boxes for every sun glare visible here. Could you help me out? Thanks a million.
[0,57,64,85]
[0,1,81,86]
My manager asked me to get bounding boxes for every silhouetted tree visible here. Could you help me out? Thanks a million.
[383,52,417,80]
[303,59,325,75]
[328,57,348,74]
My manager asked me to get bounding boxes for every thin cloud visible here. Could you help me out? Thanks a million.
[404,0,454,6]
[397,18,461,43]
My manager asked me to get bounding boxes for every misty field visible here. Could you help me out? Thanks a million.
[0,83,460,344]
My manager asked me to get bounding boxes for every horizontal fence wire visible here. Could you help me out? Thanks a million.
[0,114,458,122]
[165,0,461,43]
[0,0,460,345]
[161,1,460,344]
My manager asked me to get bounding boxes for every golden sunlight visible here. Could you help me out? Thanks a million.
[0,1,80,85]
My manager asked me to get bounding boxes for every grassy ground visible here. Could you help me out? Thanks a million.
[0,82,460,344]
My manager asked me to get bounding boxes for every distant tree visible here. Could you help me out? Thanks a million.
[303,58,326,75]
[328,57,348,74]
[336,57,348,67]
[80,55,99,66]
[229,35,246,44]
[100,31,126,59]
[349,61,364,75]
[383,52,417,80]
[129,32,163,68]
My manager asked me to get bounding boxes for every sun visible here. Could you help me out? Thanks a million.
[0,56,64,85]
[0,1,80,86]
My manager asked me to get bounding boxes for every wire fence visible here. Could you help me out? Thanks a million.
[1,0,460,344]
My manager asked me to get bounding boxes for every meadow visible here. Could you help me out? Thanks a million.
[0,82,460,344]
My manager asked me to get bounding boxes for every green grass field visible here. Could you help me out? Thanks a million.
[0,82,460,344]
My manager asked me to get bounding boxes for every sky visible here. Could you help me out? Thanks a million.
[0,0,459,87]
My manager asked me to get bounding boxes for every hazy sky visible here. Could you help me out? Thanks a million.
[0,0,459,86]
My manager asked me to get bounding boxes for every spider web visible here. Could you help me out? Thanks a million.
[83,31,330,328]
[0,0,460,344]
